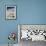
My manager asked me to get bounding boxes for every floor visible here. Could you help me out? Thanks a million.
[0,44,18,46]
[19,39,46,46]
[0,40,46,46]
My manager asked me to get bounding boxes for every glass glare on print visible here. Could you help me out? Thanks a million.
[6,6,16,20]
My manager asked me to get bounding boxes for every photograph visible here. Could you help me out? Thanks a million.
[6,5,16,20]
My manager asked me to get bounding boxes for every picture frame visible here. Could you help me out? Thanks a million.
[5,5,16,20]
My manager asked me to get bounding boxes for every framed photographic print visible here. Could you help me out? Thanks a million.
[6,5,16,20]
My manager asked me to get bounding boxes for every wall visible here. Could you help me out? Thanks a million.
[19,0,46,24]
[0,0,46,44]
[0,0,18,44]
